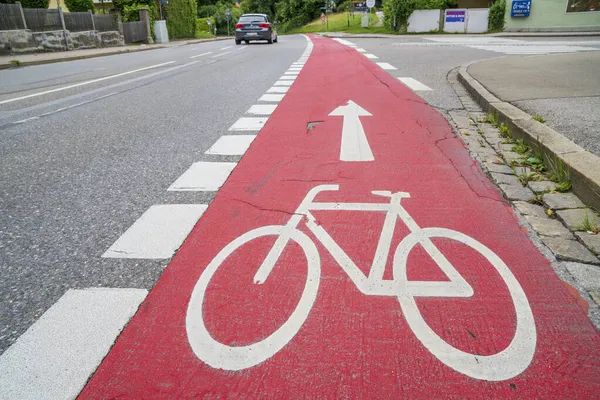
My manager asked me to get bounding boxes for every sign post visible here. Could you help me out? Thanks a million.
[226,8,230,37]
[366,0,375,26]
[159,0,168,20]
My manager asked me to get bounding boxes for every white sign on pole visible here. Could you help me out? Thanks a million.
[366,0,375,8]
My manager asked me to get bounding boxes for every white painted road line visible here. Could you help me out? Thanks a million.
[205,135,256,155]
[279,76,296,81]
[103,204,207,258]
[259,94,285,102]
[377,62,397,70]
[356,48,366,52]
[0,288,147,400]
[168,162,237,191]
[190,52,212,59]
[267,86,289,93]
[273,80,293,87]
[0,61,176,105]
[238,46,248,51]
[247,104,278,115]
[229,116,268,130]
[283,72,299,76]
[211,51,231,58]
[397,77,433,91]
[364,54,378,59]
[220,46,232,50]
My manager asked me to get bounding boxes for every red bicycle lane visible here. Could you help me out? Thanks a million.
[80,36,600,398]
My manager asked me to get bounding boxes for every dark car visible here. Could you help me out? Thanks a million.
[235,14,278,45]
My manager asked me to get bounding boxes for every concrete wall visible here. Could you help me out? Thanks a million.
[505,0,600,31]
[0,29,123,54]
[408,10,441,32]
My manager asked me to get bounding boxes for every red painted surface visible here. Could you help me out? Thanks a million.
[80,36,600,398]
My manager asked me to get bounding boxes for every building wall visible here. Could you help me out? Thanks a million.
[49,0,69,12]
[504,0,600,31]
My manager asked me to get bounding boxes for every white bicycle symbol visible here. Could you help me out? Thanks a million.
[186,185,536,381]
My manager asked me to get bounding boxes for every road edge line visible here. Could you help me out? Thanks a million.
[457,61,600,212]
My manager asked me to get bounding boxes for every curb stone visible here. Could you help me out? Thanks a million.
[446,68,600,328]
[457,62,600,212]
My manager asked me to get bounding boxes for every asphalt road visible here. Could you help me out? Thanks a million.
[2,33,599,357]
[343,35,600,156]
[0,36,306,353]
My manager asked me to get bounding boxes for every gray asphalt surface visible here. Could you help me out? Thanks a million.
[468,52,600,157]
[0,35,306,354]
[343,36,600,156]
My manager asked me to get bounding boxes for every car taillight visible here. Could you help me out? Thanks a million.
[259,23,270,28]
[235,23,244,28]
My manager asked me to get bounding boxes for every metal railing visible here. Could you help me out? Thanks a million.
[0,3,26,30]
[122,21,145,43]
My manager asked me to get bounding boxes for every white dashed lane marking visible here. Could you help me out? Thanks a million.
[267,86,289,93]
[168,162,237,191]
[229,117,268,131]
[364,54,378,59]
[259,94,285,102]
[103,204,208,258]
[273,80,293,87]
[205,135,257,155]
[377,62,397,70]
[189,52,212,59]
[246,104,278,115]
[0,288,147,400]
[397,77,433,91]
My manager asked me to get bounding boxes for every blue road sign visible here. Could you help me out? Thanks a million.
[511,0,531,17]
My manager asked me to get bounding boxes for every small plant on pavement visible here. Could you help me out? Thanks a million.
[498,123,512,139]
[512,139,529,154]
[9,60,21,67]
[547,156,571,192]
[528,194,544,206]
[486,113,500,127]
[533,114,546,123]
[576,213,599,234]
[516,172,539,187]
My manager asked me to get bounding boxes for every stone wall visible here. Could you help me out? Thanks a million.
[0,29,124,54]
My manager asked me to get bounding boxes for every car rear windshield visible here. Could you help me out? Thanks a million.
[238,15,266,23]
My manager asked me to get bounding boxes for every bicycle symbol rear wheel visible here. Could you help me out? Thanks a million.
[186,225,321,371]
[393,227,536,381]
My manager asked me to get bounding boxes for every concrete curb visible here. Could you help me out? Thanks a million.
[458,62,600,212]
[0,37,231,70]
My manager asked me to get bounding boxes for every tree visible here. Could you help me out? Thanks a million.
[65,0,94,12]
[240,0,276,19]
[17,0,50,7]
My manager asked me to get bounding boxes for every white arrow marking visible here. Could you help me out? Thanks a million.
[329,100,374,162]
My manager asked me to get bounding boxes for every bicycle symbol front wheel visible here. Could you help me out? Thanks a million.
[186,225,321,371]
[393,227,536,381]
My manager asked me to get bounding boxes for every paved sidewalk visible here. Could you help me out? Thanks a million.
[0,37,232,69]
[467,52,600,157]
[321,32,600,39]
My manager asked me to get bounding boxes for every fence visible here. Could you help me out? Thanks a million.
[122,21,146,43]
[0,4,117,33]
[23,8,63,31]
[0,3,25,30]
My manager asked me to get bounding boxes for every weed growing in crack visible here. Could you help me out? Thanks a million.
[512,139,529,154]
[477,139,486,148]
[547,156,571,191]
[516,172,539,186]
[576,213,599,234]
[499,123,512,139]
[477,128,484,135]
[533,114,546,123]
[528,194,544,206]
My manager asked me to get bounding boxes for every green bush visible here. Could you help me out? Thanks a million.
[275,0,323,31]
[210,2,241,35]
[488,0,506,32]
[196,17,215,36]
[19,0,50,8]
[166,0,198,38]
[65,0,94,12]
